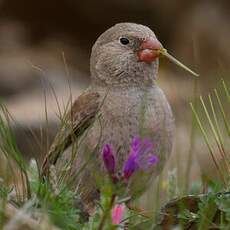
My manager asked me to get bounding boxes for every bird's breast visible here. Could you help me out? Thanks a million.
[88,86,174,168]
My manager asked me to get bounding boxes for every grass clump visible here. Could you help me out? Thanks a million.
[0,79,229,229]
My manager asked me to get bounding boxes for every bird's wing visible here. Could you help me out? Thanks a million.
[41,90,101,177]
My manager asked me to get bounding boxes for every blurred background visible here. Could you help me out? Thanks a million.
[0,0,229,191]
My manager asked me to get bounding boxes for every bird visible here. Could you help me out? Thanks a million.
[41,22,198,213]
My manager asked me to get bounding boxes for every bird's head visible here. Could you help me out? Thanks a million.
[90,23,198,87]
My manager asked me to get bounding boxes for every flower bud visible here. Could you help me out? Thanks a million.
[102,144,116,175]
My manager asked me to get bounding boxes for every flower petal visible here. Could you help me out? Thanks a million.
[102,144,116,175]
[123,153,139,180]
[148,155,159,165]
[131,136,141,152]
[111,204,125,225]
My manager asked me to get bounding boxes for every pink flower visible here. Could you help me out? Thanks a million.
[111,204,125,225]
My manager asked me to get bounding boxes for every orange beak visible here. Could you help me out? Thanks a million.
[137,38,163,63]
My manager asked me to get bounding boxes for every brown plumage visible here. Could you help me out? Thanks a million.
[41,23,175,212]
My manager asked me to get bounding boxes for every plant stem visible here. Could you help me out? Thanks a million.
[98,194,116,230]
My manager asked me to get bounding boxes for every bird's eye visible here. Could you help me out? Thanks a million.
[119,37,129,45]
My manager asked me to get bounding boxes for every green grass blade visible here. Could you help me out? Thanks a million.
[190,103,226,185]
[214,89,230,137]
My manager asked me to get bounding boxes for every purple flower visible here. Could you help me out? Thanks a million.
[123,152,139,180]
[123,136,159,180]
[102,136,159,182]
[149,155,159,164]
[102,144,116,175]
